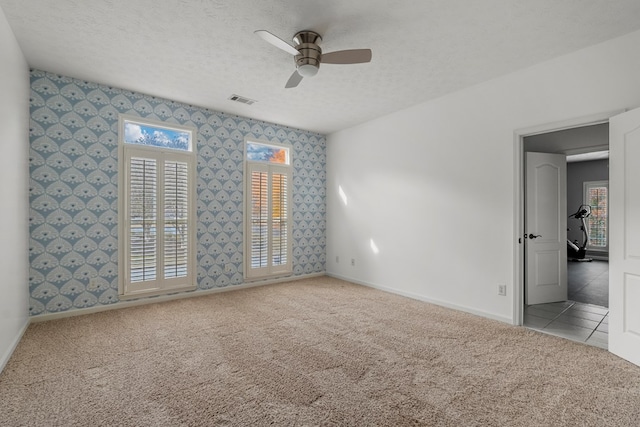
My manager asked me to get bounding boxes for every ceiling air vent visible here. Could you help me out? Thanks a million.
[228,94,256,105]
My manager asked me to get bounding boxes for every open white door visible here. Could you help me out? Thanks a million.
[525,152,568,305]
[609,107,640,367]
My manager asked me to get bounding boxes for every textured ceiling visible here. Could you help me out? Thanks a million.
[2,0,640,134]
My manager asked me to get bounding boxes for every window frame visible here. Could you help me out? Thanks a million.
[583,180,609,252]
[243,139,293,281]
[118,115,197,299]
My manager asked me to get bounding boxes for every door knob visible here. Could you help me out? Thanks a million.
[528,234,542,239]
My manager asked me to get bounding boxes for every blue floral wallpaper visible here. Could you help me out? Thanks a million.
[28,70,326,316]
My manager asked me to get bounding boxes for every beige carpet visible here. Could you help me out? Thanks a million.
[1,276,639,426]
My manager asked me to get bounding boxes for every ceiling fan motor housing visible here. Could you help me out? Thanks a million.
[293,31,322,77]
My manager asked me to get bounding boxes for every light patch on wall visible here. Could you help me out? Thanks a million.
[370,239,380,254]
[338,185,348,206]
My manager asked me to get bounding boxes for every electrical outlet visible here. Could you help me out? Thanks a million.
[336,256,339,263]
[224,264,233,273]
[498,284,507,296]
[351,258,355,266]
[89,278,97,289]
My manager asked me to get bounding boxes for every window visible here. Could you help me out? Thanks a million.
[584,180,608,250]
[245,141,292,279]
[119,116,196,297]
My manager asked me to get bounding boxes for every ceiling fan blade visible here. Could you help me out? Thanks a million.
[322,49,372,64]
[285,71,303,88]
[254,30,299,56]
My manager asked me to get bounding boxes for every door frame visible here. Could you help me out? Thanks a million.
[512,110,623,326]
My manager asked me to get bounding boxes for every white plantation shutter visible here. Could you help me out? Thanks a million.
[129,157,157,282]
[246,162,292,279]
[251,170,269,269]
[121,145,195,297]
[164,160,189,278]
[272,172,288,266]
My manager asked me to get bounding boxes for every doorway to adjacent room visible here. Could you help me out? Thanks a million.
[521,122,609,348]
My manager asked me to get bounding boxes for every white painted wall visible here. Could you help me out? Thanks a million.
[327,29,640,323]
[0,6,30,371]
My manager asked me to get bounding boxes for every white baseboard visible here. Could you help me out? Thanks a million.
[31,272,325,323]
[0,318,30,374]
[327,273,513,325]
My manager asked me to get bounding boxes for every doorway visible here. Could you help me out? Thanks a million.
[521,122,610,348]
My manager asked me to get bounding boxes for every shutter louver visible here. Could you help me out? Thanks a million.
[129,157,157,282]
[251,171,268,268]
[164,161,189,278]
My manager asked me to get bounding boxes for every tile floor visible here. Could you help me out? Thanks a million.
[524,301,608,349]
[568,260,609,307]
[524,260,609,349]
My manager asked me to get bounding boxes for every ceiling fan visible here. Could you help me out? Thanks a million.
[255,29,372,88]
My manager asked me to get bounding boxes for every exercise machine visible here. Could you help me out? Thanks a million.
[567,204,592,262]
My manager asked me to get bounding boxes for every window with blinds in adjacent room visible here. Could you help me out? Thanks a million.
[584,180,608,251]
[119,116,196,298]
[245,141,292,279]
